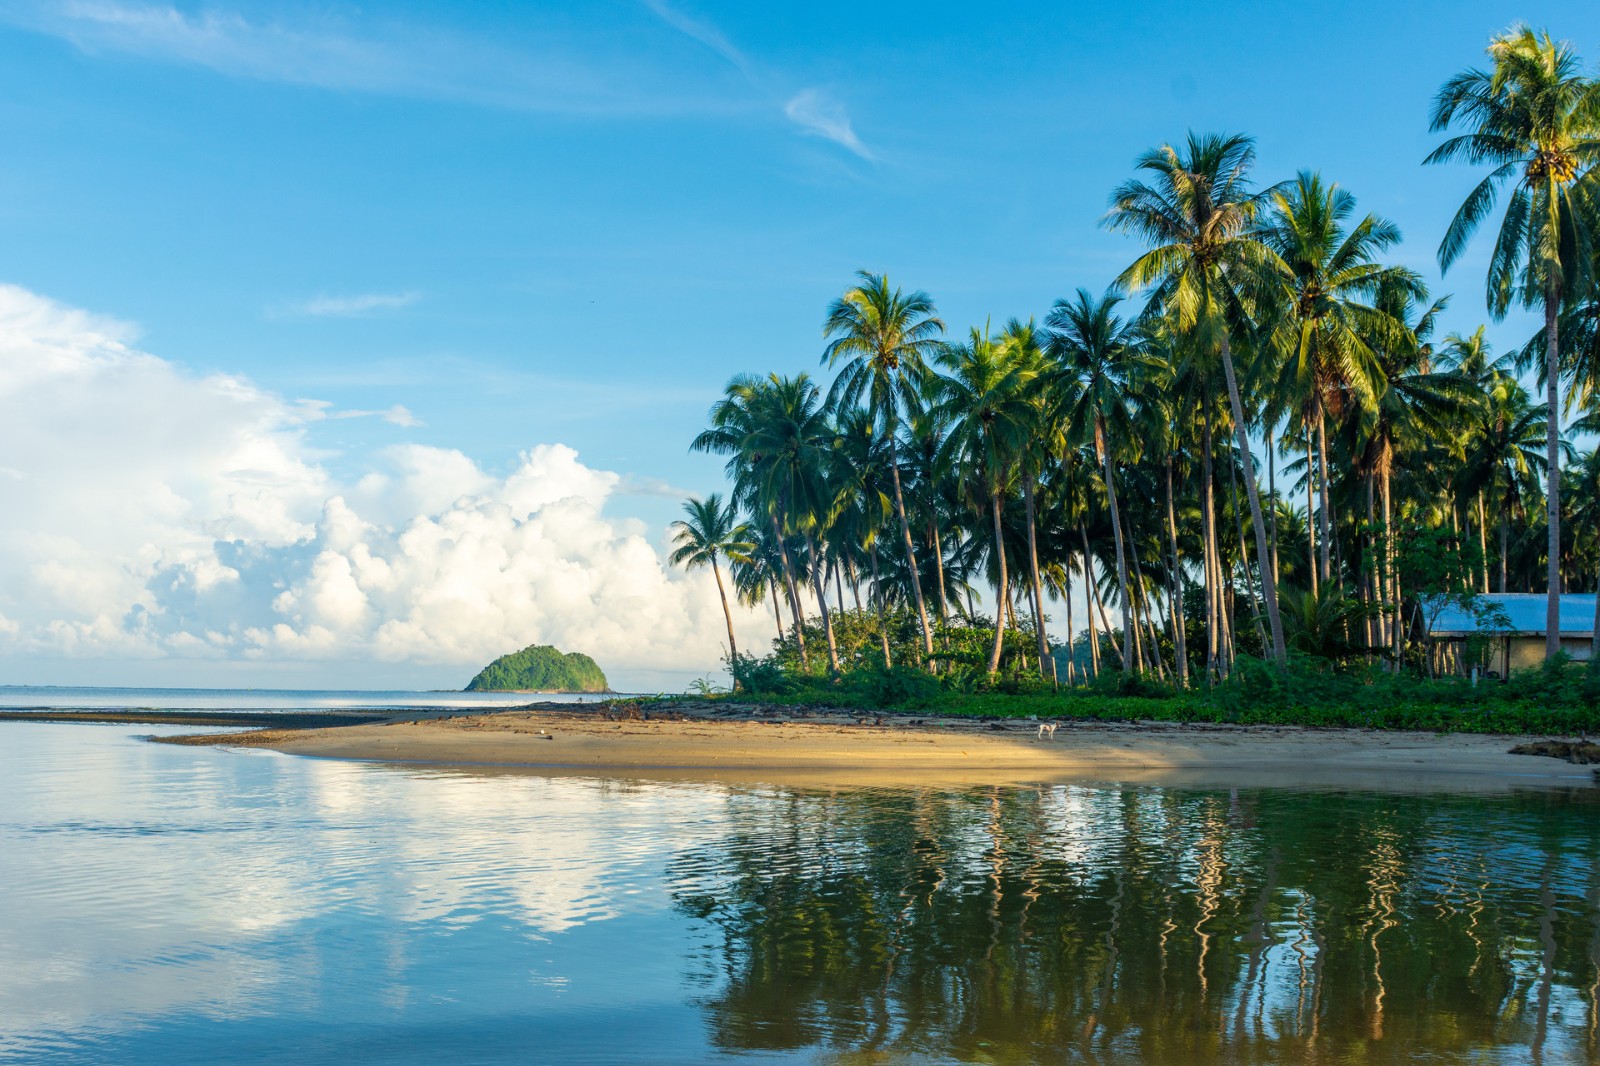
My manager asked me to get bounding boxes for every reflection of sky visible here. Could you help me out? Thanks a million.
[0,725,731,1060]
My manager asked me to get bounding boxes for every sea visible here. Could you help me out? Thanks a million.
[2,688,1598,1063]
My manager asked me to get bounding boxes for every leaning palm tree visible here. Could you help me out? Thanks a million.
[1427,24,1600,656]
[930,327,1037,674]
[1104,131,1289,663]
[670,493,755,686]
[1047,287,1154,676]
[823,271,945,661]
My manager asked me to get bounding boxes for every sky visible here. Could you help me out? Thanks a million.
[0,0,1591,691]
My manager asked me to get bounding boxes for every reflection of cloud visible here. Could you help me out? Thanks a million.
[784,89,873,159]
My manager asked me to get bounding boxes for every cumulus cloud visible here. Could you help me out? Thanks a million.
[0,283,760,687]
[784,89,872,159]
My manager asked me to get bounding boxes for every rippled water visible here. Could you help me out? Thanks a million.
[3,723,1599,1064]
[0,685,614,711]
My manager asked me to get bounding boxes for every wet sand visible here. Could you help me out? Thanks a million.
[154,702,1599,792]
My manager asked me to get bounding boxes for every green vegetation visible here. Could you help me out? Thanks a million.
[671,25,1600,725]
[464,644,609,693]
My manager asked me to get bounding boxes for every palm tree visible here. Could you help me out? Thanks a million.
[930,327,1036,674]
[1105,132,1289,664]
[1428,24,1600,656]
[670,494,755,685]
[999,316,1059,683]
[831,406,898,667]
[823,271,946,661]
[1047,288,1153,676]
[1257,171,1419,587]
[1458,376,1552,592]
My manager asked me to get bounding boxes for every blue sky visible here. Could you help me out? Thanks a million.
[0,0,1590,688]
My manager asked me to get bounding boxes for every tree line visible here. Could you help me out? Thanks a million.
[672,25,1600,689]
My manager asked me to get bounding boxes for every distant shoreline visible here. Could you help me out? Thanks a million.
[134,701,1599,792]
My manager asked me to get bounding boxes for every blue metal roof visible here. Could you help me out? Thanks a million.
[1427,593,1597,636]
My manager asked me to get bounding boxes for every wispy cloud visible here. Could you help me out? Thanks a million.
[334,404,423,428]
[285,292,421,318]
[640,0,749,74]
[784,89,873,159]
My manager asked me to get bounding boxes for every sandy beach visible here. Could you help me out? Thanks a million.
[153,702,1599,791]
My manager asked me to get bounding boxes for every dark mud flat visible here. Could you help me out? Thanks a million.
[0,710,390,730]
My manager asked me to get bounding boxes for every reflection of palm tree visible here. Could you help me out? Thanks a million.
[669,493,754,684]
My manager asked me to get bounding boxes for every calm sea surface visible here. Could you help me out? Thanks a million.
[3,721,1600,1064]
[0,685,613,711]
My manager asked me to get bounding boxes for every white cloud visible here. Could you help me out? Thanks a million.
[641,0,750,74]
[330,404,423,428]
[3,0,747,116]
[287,292,420,317]
[0,283,762,687]
[784,88,873,159]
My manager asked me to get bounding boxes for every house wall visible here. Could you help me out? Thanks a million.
[1507,636,1593,671]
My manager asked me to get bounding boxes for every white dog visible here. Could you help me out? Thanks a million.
[1037,722,1059,740]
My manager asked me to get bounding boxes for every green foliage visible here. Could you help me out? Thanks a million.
[704,650,1599,735]
[464,644,609,693]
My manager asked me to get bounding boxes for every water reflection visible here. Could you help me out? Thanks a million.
[670,785,1600,1064]
[2,724,1598,1064]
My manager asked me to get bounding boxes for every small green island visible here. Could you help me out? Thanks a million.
[464,644,610,693]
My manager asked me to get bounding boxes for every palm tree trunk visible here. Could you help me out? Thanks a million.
[1366,476,1383,651]
[710,556,740,688]
[1079,526,1101,678]
[1063,561,1078,684]
[887,441,936,661]
[1201,414,1220,683]
[1305,429,1319,599]
[1219,329,1281,668]
[1316,407,1333,585]
[987,491,1008,674]
[771,514,808,665]
[808,536,841,675]
[834,558,847,617]
[1267,425,1280,587]
[929,520,950,623]
[1165,454,1189,687]
[1225,432,1268,654]
[1476,492,1489,595]
[1089,573,1122,669]
[768,576,784,645]
[868,542,893,669]
[1098,418,1137,677]
[1543,289,1562,660]
[1499,509,1508,593]
[846,556,864,614]
[1022,472,1057,687]
[1383,463,1401,670]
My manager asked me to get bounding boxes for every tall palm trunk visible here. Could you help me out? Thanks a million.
[1165,455,1189,687]
[929,520,950,623]
[887,440,936,661]
[1316,407,1333,585]
[987,490,1008,674]
[1063,561,1078,684]
[1476,493,1489,595]
[767,576,784,645]
[1097,416,1137,676]
[1267,425,1280,588]
[1226,433,1268,654]
[1382,459,1401,670]
[771,513,808,665]
[1022,471,1057,686]
[1200,415,1221,683]
[1079,526,1101,678]
[1365,477,1384,651]
[1543,290,1562,659]
[867,542,893,669]
[1305,430,1319,599]
[709,554,740,687]
[807,534,841,676]
[1499,509,1508,593]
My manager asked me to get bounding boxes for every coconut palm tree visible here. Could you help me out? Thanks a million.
[670,494,755,685]
[999,316,1059,682]
[1428,24,1600,655]
[1458,376,1553,592]
[1105,132,1289,663]
[930,327,1037,674]
[823,271,946,661]
[1256,171,1421,587]
[1047,287,1156,676]
[831,406,898,667]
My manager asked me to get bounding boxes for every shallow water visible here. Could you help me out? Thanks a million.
[3,723,1599,1064]
[0,685,613,712]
